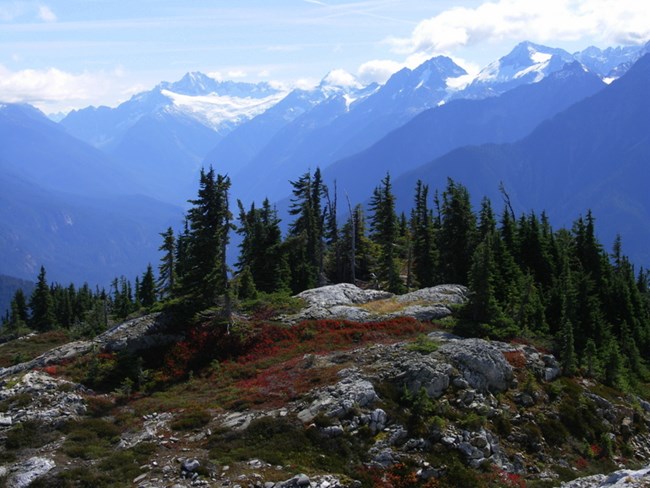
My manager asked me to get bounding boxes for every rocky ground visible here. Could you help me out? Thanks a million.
[0,284,649,487]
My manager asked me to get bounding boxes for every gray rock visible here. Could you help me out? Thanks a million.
[8,457,56,488]
[297,369,377,423]
[560,464,650,487]
[396,285,468,305]
[0,313,179,379]
[181,458,200,473]
[386,304,453,321]
[438,339,513,393]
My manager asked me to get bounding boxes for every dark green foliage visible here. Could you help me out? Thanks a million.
[286,168,327,293]
[177,167,232,307]
[369,173,404,293]
[438,179,477,285]
[139,264,156,308]
[29,266,55,331]
[410,180,438,287]
[157,227,175,298]
[236,266,258,300]
[237,199,289,293]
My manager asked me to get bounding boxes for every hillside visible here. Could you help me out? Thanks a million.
[0,284,648,487]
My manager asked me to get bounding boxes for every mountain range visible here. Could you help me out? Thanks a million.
[1,39,649,287]
[389,52,650,265]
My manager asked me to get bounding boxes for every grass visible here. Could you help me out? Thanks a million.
[0,330,70,367]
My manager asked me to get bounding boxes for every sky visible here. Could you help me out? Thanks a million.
[1,0,649,114]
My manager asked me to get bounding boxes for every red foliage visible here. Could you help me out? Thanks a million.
[589,443,603,458]
[575,456,589,470]
[42,365,58,376]
[161,316,426,383]
[502,350,527,368]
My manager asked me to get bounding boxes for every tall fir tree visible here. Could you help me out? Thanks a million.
[438,178,477,284]
[369,173,403,293]
[30,266,56,331]
[139,264,156,308]
[286,169,327,293]
[236,198,289,293]
[157,227,176,299]
[410,180,438,287]
[179,167,232,307]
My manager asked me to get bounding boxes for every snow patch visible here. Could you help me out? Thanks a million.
[530,51,552,64]
[162,89,287,130]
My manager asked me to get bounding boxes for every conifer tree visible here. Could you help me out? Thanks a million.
[157,227,176,299]
[286,169,327,292]
[237,266,258,300]
[410,180,438,287]
[560,315,577,376]
[7,289,29,331]
[466,233,503,326]
[369,173,403,293]
[237,198,288,293]
[30,266,56,331]
[179,167,232,307]
[139,264,156,308]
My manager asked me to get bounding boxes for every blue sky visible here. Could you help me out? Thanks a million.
[1,0,649,113]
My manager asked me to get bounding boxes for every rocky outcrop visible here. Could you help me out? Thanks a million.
[0,313,180,379]
[6,456,56,488]
[298,368,378,423]
[438,338,514,393]
[0,371,86,426]
[560,465,650,487]
[291,283,468,322]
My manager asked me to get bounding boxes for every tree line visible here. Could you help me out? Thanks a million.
[3,166,649,388]
[1,264,157,337]
[161,167,649,387]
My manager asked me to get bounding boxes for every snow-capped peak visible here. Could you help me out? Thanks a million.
[454,41,577,99]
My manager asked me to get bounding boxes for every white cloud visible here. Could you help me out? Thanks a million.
[227,69,247,78]
[0,2,57,23]
[37,4,57,22]
[357,59,403,84]
[391,0,650,56]
[0,65,130,112]
[323,68,361,88]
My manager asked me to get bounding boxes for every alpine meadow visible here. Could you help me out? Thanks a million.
[1,2,650,487]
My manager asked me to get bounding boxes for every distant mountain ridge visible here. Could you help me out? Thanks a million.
[390,52,650,266]
[320,61,606,206]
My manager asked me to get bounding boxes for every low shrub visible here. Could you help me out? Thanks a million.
[170,407,211,431]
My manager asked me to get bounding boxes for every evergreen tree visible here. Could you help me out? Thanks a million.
[583,339,599,378]
[139,264,156,308]
[29,266,56,331]
[286,169,327,292]
[7,289,29,331]
[466,233,503,325]
[338,204,374,284]
[237,199,289,293]
[237,266,258,300]
[369,173,403,293]
[157,227,176,299]
[410,180,438,287]
[438,178,477,284]
[560,314,577,376]
[179,167,232,307]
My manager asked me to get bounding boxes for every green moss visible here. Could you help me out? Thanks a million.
[405,334,439,354]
